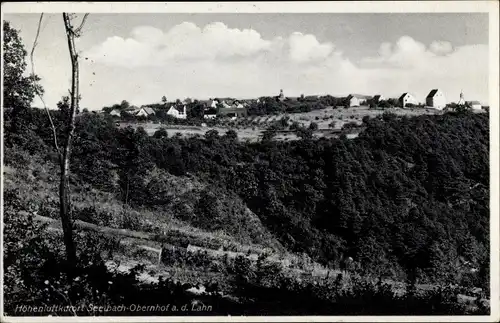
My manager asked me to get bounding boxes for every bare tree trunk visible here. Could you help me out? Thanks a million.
[125,176,130,205]
[59,12,80,270]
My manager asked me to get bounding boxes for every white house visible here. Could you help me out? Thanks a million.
[346,94,362,107]
[398,93,418,108]
[167,105,187,119]
[136,107,156,117]
[109,109,121,117]
[425,89,446,110]
[467,101,482,110]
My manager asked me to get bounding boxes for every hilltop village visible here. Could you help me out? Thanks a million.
[99,88,485,122]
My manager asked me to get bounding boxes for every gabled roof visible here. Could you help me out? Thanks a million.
[143,107,155,115]
[426,89,441,98]
[373,94,383,99]
[174,105,186,113]
[399,92,412,100]
[109,109,121,115]
[348,94,370,99]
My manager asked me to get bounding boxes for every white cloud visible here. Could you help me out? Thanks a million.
[85,22,341,67]
[85,22,274,66]
[361,36,432,69]
[359,36,488,102]
[67,29,488,109]
[287,32,334,63]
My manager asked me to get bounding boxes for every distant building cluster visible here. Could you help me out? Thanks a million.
[200,98,249,120]
[110,106,157,117]
[102,87,483,120]
[397,89,482,110]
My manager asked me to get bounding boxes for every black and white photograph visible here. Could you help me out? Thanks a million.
[1,1,499,321]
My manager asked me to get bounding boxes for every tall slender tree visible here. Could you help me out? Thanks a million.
[56,12,89,270]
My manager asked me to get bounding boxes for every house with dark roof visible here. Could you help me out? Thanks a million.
[466,101,482,110]
[167,105,187,119]
[136,107,156,117]
[346,94,366,107]
[398,93,418,108]
[425,89,446,110]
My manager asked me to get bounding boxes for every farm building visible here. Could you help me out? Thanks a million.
[372,95,385,103]
[467,101,482,110]
[426,89,446,109]
[167,105,187,119]
[346,94,364,107]
[136,107,156,117]
[398,93,418,108]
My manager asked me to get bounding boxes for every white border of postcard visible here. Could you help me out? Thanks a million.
[1,1,499,322]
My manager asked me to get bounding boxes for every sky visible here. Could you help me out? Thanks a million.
[3,12,490,110]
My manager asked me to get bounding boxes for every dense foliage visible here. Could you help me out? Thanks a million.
[3,107,489,289]
[3,21,43,112]
[3,187,488,316]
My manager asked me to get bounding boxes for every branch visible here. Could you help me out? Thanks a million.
[30,13,62,160]
[73,13,89,36]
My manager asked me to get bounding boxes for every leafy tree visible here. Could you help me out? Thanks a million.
[224,129,238,142]
[187,101,206,120]
[378,100,391,109]
[153,127,169,139]
[204,129,220,143]
[120,100,130,110]
[3,21,43,111]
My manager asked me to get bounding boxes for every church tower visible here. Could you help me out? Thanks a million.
[278,89,285,102]
[457,90,465,105]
